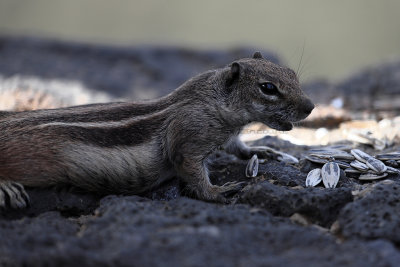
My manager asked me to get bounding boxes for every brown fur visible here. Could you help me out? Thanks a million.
[0,52,314,206]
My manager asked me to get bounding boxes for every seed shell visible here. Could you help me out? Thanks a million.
[350,149,373,163]
[305,155,328,165]
[350,160,369,171]
[344,167,363,174]
[386,166,400,174]
[306,168,322,187]
[384,160,399,168]
[365,157,387,173]
[309,149,354,160]
[321,162,340,188]
[277,152,299,164]
[245,154,259,178]
[335,160,351,169]
[375,152,400,161]
[359,173,388,181]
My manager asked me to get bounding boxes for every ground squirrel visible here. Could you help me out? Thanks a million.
[0,52,314,209]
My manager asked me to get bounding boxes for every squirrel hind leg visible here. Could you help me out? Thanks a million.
[0,181,30,209]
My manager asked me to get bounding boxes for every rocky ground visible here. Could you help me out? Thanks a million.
[1,37,400,267]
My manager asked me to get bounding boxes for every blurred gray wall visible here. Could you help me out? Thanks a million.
[0,0,399,82]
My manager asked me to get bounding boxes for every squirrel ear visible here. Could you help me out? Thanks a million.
[253,51,263,59]
[226,62,240,87]
[231,62,240,78]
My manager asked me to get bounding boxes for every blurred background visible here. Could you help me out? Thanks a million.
[1,0,399,81]
[0,0,399,146]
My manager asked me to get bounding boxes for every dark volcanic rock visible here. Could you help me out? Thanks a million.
[1,196,400,267]
[303,60,400,112]
[0,187,101,220]
[239,182,353,226]
[259,161,306,186]
[336,61,400,111]
[338,180,400,243]
[0,36,279,100]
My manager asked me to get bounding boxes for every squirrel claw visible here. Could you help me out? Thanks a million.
[249,146,299,164]
[219,181,247,198]
[0,182,29,209]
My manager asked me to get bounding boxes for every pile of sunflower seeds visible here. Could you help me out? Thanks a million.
[305,146,400,188]
[243,147,400,189]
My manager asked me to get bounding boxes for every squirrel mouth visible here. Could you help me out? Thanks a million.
[266,118,293,131]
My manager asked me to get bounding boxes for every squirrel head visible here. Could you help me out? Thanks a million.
[224,52,314,131]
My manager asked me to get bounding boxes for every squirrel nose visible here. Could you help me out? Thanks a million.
[302,99,315,115]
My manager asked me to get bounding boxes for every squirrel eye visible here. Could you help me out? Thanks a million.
[259,82,279,95]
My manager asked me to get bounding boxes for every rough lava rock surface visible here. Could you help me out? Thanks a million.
[1,37,400,266]
[303,60,400,112]
[2,196,400,267]
[338,180,400,243]
[239,182,353,227]
[0,36,279,100]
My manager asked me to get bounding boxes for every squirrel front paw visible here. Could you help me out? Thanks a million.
[0,181,30,209]
[249,146,298,164]
[192,182,247,204]
[218,181,247,198]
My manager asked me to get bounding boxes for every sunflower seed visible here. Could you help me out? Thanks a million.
[375,152,400,161]
[358,172,388,181]
[308,148,334,153]
[306,168,322,187]
[308,154,332,160]
[309,149,354,160]
[365,157,387,173]
[334,160,351,169]
[245,154,259,178]
[305,155,328,165]
[384,160,399,168]
[305,155,350,169]
[321,162,340,188]
[333,151,355,160]
[310,145,352,152]
[276,152,299,164]
[350,160,369,171]
[350,149,373,163]
[308,147,350,153]
[344,167,364,174]
[386,166,400,174]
